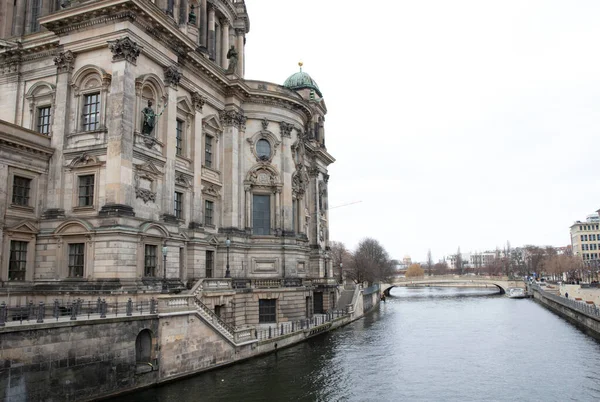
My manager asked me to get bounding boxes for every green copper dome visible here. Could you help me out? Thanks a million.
[283,64,322,97]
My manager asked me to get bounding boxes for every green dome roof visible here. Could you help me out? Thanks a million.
[283,65,322,97]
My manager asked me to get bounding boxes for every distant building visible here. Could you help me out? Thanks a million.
[570,212,600,264]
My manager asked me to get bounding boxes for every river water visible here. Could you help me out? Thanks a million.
[119,287,600,402]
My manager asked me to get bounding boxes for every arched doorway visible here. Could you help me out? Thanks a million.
[135,329,153,363]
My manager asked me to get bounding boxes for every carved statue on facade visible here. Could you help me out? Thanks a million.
[226,45,238,74]
[141,100,165,136]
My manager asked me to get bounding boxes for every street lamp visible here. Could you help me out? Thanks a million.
[162,244,168,293]
[225,236,231,278]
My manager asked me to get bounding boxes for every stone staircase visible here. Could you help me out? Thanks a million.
[337,288,355,310]
[192,295,236,343]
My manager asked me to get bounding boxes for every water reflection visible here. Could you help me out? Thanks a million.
[116,287,600,402]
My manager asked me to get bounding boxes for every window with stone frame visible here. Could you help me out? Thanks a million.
[176,119,184,156]
[253,194,270,235]
[174,191,183,219]
[259,299,277,323]
[78,174,95,207]
[82,93,100,131]
[68,243,85,278]
[206,250,214,278]
[204,200,214,226]
[36,106,51,135]
[9,241,28,281]
[205,135,213,168]
[144,245,157,277]
[12,176,32,206]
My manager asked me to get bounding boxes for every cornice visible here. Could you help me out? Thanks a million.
[0,133,54,159]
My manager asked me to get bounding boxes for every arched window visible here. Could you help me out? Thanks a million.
[135,329,153,363]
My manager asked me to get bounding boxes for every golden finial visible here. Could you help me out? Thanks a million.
[298,61,303,72]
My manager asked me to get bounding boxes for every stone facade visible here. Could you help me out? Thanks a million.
[0,0,337,326]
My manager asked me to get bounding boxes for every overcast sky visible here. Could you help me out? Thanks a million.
[244,0,600,262]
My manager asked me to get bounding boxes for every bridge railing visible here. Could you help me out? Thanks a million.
[256,311,346,341]
[394,275,509,282]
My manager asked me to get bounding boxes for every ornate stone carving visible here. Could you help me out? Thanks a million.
[280,121,293,138]
[220,110,247,129]
[323,173,330,183]
[202,184,221,198]
[164,65,182,87]
[308,167,319,178]
[108,37,141,64]
[258,83,267,90]
[136,188,156,204]
[261,118,269,131]
[175,172,192,188]
[54,50,76,73]
[67,153,102,169]
[191,92,205,112]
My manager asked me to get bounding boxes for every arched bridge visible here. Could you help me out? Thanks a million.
[382,275,525,296]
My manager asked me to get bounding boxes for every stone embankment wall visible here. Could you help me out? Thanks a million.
[0,287,375,401]
[559,284,600,305]
[532,288,600,339]
[0,316,159,401]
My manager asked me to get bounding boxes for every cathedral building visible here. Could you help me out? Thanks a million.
[0,0,335,327]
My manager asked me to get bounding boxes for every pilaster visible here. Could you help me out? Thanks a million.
[44,50,77,216]
[101,39,140,216]
[208,6,216,60]
[236,29,244,77]
[191,92,205,227]
[161,65,182,222]
[220,110,246,229]
[221,21,230,69]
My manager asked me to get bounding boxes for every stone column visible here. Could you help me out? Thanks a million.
[236,29,244,77]
[208,6,216,60]
[221,21,229,69]
[200,0,207,47]
[44,50,77,216]
[215,23,222,67]
[12,0,26,36]
[161,65,182,223]
[191,92,205,227]
[220,110,246,229]
[99,38,141,217]
[280,122,293,233]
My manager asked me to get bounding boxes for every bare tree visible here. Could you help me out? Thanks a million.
[406,263,424,278]
[347,238,395,285]
[433,261,448,275]
[455,247,463,275]
[330,241,349,282]
[426,249,433,276]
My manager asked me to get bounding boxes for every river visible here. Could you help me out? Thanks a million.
[117,287,600,402]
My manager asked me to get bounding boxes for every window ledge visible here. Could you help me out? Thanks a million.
[69,128,107,137]
[205,224,216,229]
[202,165,220,174]
[73,206,95,212]
[176,155,193,164]
[9,204,34,212]
[64,277,87,281]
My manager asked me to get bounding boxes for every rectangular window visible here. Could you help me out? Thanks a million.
[144,245,157,277]
[174,191,183,219]
[205,136,213,168]
[37,106,51,135]
[205,200,214,226]
[176,119,184,156]
[82,93,100,131]
[259,299,276,323]
[68,243,85,278]
[9,241,27,281]
[78,175,95,207]
[206,250,214,278]
[12,176,32,206]
[253,194,271,235]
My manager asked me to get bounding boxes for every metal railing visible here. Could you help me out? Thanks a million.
[256,311,346,341]
[0,298,157,327]
[532,284,600,318]
[192,295,236,338]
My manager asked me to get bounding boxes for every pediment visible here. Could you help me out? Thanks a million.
[177,96,194,114]
[203,114,223,132]
[135,161,162,176]
[207,235,219,246]
[6,220,39,234]
[67,153,104,169]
